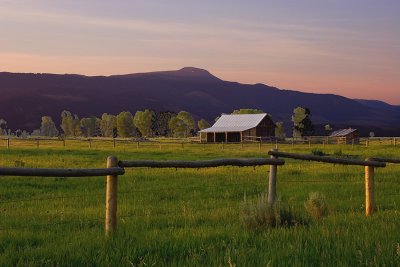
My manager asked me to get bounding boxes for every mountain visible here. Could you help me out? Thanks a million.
[1,67,400,136]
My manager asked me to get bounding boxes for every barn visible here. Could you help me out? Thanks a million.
[329,128,359,144]
[199,113,276,143]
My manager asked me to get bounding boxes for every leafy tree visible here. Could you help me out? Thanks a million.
[40,116,59,137]
[116,111,135,137]
[198,119,211,130]
[60,110,73,136]
[72,115,82,137]
[275,122,286,139]
[31,129,41,136]
[324,124,333,135]
[80,116,101,137]
[292,107,314,137]
[0,119,7,135]
[134,109,154,137]
[100,113,117,137]
[169,111,194,137]
[231,109,264,114]
[61,111,81,137]
[151,111,176,136]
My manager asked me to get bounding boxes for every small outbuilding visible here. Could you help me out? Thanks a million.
[329,128,359,144]
[199,113,275,143]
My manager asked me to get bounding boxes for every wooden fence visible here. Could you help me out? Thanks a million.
[1,150,399,235]
[268,150,387,216]
[0,156,283,236]
[1,136,399,150]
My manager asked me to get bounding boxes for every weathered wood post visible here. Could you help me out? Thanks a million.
[291,138,294,147]
[268,149,278,205]
[365,139,369,147]
[365,159,375,216]
[88,139,92,148]
[63,139,66,147]
[105,156,119,236]
[259,140,262,151]
[275,140,278,149]
[113,138,116,148]
[7,138,10,149]
[221,142,224,150]
[393,138,396,146]
[241,142,243,150]
[36,140,39,148]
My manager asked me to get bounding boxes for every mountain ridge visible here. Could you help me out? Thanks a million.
[0,67,399,136]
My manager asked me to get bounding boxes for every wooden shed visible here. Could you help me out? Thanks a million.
[329,128,359,144]
[199,113,275,143]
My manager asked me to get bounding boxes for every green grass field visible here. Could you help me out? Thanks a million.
[0,140,399,266]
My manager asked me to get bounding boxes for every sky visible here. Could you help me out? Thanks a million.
[1,0,399,104]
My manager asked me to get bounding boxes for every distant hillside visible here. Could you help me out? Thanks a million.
[1,67,400,136]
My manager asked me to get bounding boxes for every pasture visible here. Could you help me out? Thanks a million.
[0,140,399,266]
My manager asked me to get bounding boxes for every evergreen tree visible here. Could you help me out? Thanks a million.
[292,107,314,137]
[151,111,176,136]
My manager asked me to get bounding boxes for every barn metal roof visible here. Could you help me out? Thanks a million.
[199,113,268,133]
[330,128,358,137]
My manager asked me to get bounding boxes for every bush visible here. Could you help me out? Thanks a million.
[311,149,325,156]
[304,192,328,220]
[240,193,303,229]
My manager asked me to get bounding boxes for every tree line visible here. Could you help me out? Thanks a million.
[0,107,318,138]
[0,110,211,138]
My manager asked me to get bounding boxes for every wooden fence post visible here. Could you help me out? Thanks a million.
[365,159,375,216]
[36,140,39,148]
[88,139,92,149]
[394,138,396,146]
[365,139,369,147]
[259,140,261,151]
[137,141,139,149]
[7,138,10,149]
[268,149,278,205]
[63,139,66,147]
[308,138,311,148]
[113,138,116,148]
[105,156,119,236]
[292,138,294,147]
[241,142,243,150]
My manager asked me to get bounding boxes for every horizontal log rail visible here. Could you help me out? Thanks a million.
[119,158,284,168]
[268,150,386,167]
[0,167,125,177]
[370,157,400,164]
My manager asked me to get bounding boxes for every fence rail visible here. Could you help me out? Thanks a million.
[0,167,124,177]
[119,158,284,168]
[268,150,386,167]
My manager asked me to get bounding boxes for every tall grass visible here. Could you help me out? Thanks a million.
[0,142,399,266]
